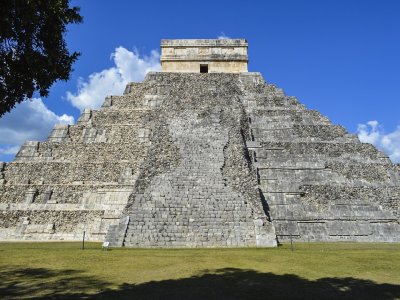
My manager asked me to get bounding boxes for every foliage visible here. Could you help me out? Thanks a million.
[0,0,82,116]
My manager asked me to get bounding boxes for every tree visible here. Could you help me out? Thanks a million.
[0,0,82,116]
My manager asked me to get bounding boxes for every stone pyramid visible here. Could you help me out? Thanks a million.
[0,39,399,247]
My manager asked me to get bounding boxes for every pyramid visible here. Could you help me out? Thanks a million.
[0,39,399,247]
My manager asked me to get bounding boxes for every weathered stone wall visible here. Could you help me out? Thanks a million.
[161,61,248,73]
[0,78,160,241]
[240,72,400,242]
[0,70,399,245]
[0,210,103,231]
[161,39,248,73]
[4,162,139,184]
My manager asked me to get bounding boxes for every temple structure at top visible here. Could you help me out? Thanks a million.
[160,39,248,73]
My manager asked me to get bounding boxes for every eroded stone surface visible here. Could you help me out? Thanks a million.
[0,71,399,245]
[161,39,248,73]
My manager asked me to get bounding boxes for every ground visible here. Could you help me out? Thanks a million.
[0,242,399,299]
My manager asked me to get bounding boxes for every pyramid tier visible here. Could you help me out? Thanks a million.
[242,73,400,242]
[0,72,398,245]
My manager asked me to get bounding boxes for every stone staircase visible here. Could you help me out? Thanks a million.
[121,111,273,247]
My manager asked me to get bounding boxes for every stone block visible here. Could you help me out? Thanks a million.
[15,141,39,159]
[77,108,92,124]
[1,63,399,247]
[48,124,69,142]
[43,190,53,203]
[25,188,37,204]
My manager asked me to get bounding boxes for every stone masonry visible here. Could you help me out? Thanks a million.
[0,39,399,246]
[161,39,248,73]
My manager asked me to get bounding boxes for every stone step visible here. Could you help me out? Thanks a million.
[273,220,400,242]
[3,161,141,184]
[30,141,149,162]
[257,141,387,160]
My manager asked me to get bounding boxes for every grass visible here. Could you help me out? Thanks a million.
[0,242,399,299]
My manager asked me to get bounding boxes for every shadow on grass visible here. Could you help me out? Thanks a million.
[0,267,110,299]
[1,267,399,300]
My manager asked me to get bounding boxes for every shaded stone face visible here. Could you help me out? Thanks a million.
[160,39,248,73]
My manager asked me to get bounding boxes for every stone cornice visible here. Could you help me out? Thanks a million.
[161,39,248,47]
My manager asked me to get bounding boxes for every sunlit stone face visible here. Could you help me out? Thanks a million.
[160,39,248,73]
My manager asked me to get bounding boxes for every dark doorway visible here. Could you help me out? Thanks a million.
[200,64,208,73]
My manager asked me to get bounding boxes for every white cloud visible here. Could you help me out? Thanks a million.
[0,98,74,161]
[0,146,20,156]
[357,120,400,163]
[0,46,160,162]
[217,32,230,39]
[66,47,161,111]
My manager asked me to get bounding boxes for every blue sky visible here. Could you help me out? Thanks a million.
[1,0,400,162]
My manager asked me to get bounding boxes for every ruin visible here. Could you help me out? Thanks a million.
[0,39,399,247]
[160,39,248,73]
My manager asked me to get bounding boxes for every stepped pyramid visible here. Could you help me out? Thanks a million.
[0,39,399,247]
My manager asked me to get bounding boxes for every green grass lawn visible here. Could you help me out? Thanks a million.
[0,242,399,299]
